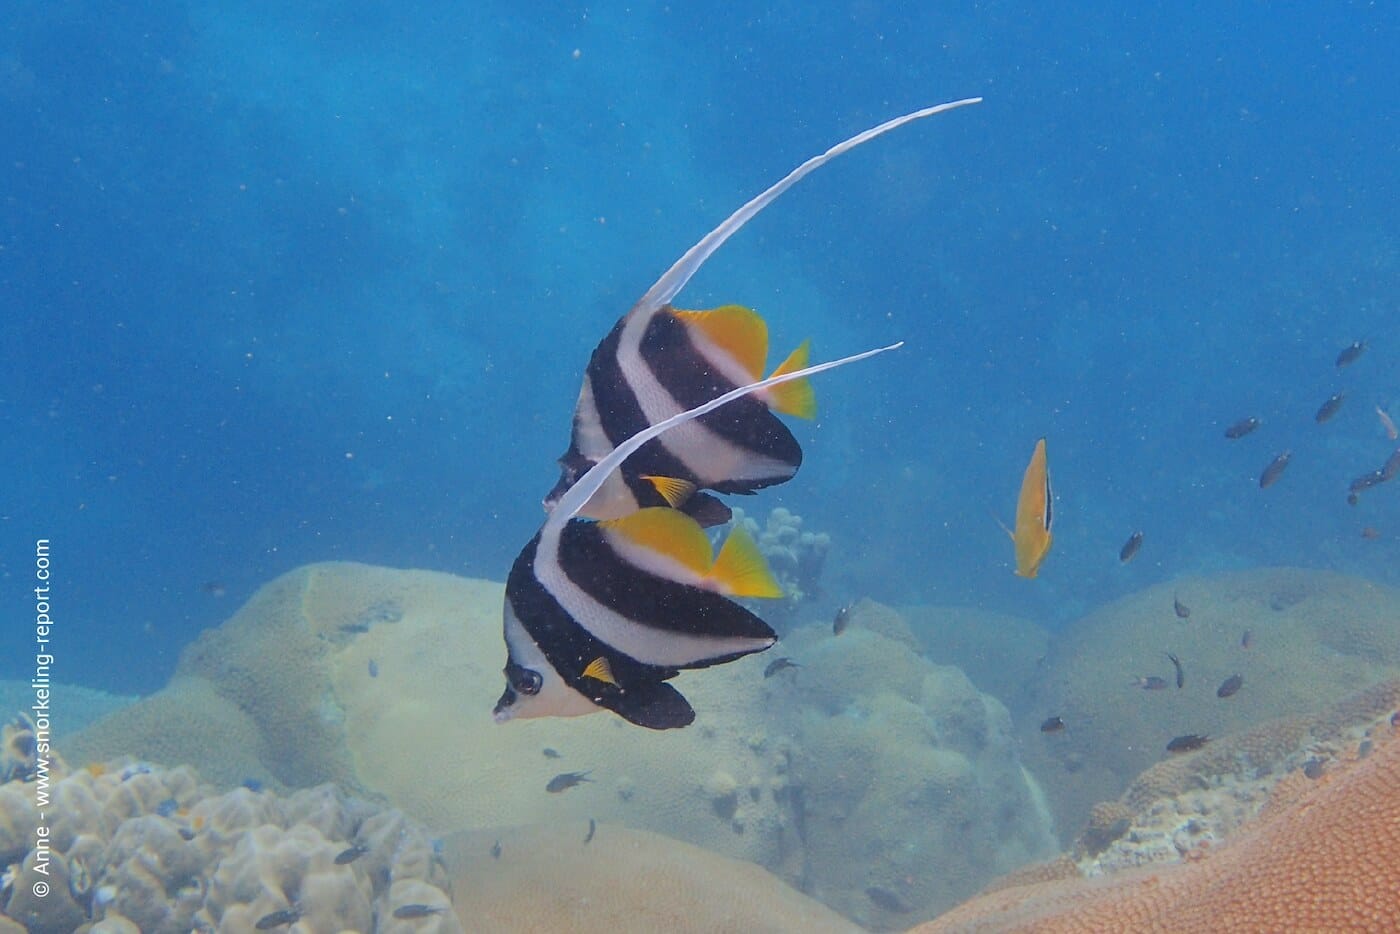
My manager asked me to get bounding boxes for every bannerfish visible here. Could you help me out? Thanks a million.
[1217,674,1244,698]
[1223,416,1260,439]
[1166,733,1210,753]
[546,770,593,793]
[1119,531,1143,564]
[1005,438,1053,578]
[547,304,813,527]
[495,347,901,729]
[1259,451,1292,488]
[1377,406,1399,441]
[1335,339,1367,368]
[1315,393,1346,424]
[544,99,981,527]
[494,101,979,730]
[1173,596,1190,619]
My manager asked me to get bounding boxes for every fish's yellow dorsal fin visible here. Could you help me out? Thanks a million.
[672,305,769,380]
[641,475,697,509]
[581,656,618,686]
[600,507,712,576]
[765,340,816,419]
[709,526,783,598]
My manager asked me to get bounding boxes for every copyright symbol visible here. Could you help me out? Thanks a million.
[32,880,48,897]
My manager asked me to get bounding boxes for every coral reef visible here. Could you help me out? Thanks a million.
[773,611,1057,929]
[443,823,861,933]
[0,750,457,933]
[911,693,1400,932]
[66,563,1057,926]
[729,506,831,624]
[1017,567,1400,841]
[896,604,1050,712]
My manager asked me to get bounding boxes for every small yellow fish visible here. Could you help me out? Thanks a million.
[1006,438,1053,578]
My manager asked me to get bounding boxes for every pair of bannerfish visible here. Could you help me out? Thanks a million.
[492,98,982,730]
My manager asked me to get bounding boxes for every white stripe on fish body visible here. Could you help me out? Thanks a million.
[572,374,615,463]
[499,599,602,721]
[568,373,644,519]
[533,521,774,667]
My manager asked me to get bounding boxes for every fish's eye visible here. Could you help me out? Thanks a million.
[505,661,542,696]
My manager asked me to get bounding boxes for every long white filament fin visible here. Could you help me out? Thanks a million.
[546,342,904,532]
[638,97,982,311]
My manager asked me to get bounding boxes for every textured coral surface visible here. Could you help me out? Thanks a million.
[1018,568,1400,841]
[911,713,1400,932]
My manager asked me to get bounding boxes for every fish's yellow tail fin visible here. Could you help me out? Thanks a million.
[766,340,816,419]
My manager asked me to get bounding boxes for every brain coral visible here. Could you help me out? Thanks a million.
[910,706,1400,933]
[1018,567,1400,842]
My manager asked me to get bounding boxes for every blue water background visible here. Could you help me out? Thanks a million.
[2,3,1395,694]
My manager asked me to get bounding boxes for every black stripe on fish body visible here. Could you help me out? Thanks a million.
[556,520,777,648]
[639,311,803,491]
[506,536,695,729]
[577,321,700,481]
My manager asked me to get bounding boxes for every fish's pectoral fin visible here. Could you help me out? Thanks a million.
[599,507,712,575]
[764,340,816,419]
[640,475,697,510]
[682,492,733,528]
[709,526,783,598]
[596,680,696,730]
[581,656,619,687]
[672,305,769,380]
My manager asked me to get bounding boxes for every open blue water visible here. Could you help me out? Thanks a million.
[2,2,1394,694]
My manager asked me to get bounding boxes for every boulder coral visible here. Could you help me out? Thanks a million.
[65,562,1059,925]
[1018,567,1400,841]
[443,823,862,933]
[776,618,1057,929]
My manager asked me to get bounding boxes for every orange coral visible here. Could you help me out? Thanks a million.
[911,722,1400,933]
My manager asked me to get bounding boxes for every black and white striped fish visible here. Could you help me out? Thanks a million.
[546,303,813,526]
[493,99,980,729]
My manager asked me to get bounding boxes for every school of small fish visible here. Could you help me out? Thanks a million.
[1043,338,1395,750]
